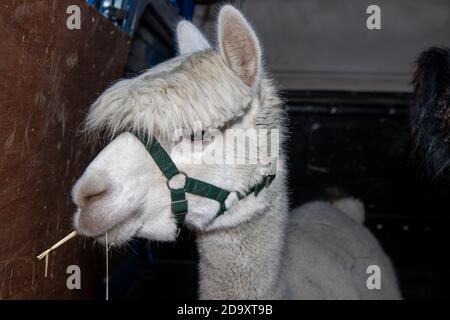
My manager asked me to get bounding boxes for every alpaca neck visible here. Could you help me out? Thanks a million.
[196,174,288,299]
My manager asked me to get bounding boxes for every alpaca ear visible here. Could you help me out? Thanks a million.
[176,20,211,55]
[217,5,262,87]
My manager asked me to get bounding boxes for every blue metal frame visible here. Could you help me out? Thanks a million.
[122,0,153,36]
[86,0,195,37]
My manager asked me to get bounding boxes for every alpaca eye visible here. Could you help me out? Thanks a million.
[190,130,206,141]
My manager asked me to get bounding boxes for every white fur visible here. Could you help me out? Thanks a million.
[168,173,187,189]
[71,5,401,299]
[83,51,252,144]
[333,197,366,224]
[284,201,401,299]
[176,20,211,55]
[224,192,239,209]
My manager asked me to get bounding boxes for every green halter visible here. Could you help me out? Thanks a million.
[137,134,276,226]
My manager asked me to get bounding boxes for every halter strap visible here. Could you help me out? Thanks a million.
[138,134,276,226]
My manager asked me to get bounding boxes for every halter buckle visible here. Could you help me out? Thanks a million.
[171,199,188,213]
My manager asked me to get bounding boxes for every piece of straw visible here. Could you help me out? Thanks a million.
[108,225,120,251]
[44,254,49,278]
[37,228,116,301]
[37,230,78,260]
[105,225,120,300]
[105,230,109,301]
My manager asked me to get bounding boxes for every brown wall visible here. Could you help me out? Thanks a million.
[0,0,129,299]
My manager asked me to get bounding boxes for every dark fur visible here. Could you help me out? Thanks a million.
[411,47,450,177]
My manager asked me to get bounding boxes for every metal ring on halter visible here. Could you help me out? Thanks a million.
[166,171,188,190]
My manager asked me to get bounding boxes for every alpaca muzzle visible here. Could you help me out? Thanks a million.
[137,133,277,227]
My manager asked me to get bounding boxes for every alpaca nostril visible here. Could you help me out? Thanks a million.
[83,189,108,203]
[73,171,112,207]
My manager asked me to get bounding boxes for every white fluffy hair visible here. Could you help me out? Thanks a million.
[83,50,257,144]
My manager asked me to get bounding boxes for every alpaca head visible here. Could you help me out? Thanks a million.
[71,6,283,245]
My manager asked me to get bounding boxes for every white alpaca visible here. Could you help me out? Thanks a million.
[71,5,401,299]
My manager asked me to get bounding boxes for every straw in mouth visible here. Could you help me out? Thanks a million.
[36,225,121,300]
